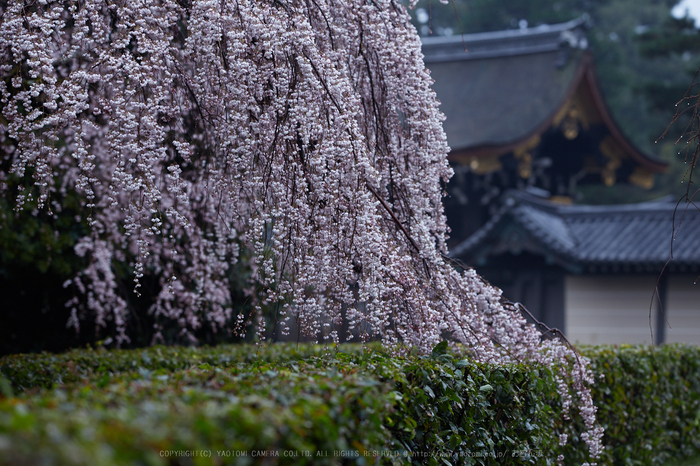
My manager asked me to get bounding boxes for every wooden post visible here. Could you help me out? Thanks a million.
[655,274,668,345]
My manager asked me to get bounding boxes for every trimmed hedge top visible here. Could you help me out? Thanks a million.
[568,344,700,465]
[3,342,700,465]
[0,343,563,465]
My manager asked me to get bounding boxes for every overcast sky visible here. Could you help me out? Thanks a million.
[672,0,700,26]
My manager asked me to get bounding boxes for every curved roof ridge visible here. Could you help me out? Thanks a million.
[421,16,588,45]
[575,56,668,173]
[554,195,679,216]
[452,190,700,269]
[421,16,589,64]
[506,190,682,218]
[450,190,579,262]
[512,203,578,255]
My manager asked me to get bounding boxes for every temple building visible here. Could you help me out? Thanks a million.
[451,189,700,345]
[422,19,700,344]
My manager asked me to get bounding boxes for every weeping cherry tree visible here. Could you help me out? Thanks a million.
[0,0,602,460]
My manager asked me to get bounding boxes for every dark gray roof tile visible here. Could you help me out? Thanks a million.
[452,190,700,270]
[421,19,587,153]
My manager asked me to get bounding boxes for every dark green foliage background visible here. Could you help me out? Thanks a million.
[0,173,257,355]
[0,172,93,355]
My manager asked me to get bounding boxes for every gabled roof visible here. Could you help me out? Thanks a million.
[452,190,700,273]
[421,19,666,173]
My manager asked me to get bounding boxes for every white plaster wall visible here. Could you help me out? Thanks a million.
[565,275,658,345]
[664,275,700,345]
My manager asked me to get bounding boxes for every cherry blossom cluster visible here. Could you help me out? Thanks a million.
[0,0,601,460]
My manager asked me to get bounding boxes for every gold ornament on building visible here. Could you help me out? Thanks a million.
[599,135,624,186]
[513,134,541,179]
[553,100,590,141]
[467,154,503,175]
[628,167,655,189]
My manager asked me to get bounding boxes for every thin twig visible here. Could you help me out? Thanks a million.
[503,300,583,365]
[366,182,420,253]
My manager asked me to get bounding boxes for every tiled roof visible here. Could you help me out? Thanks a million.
[451,190,700,272]
[420,19,588,154]
[420,19,666,174]
[421,17,589,64]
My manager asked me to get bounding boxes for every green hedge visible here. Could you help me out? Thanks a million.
[3,343,700,465]
[0,343,563,465]
[568,344,700,465]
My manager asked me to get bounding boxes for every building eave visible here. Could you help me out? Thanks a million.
[446,53,668,174]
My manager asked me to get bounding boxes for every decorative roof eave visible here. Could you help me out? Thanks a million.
[423,19,587,154]
[447,53,668,174]
[448,126,552,163]
[577,55,667,174]
[447,52,591,162]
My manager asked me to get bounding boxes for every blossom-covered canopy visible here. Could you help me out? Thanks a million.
[0,0,601,459]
